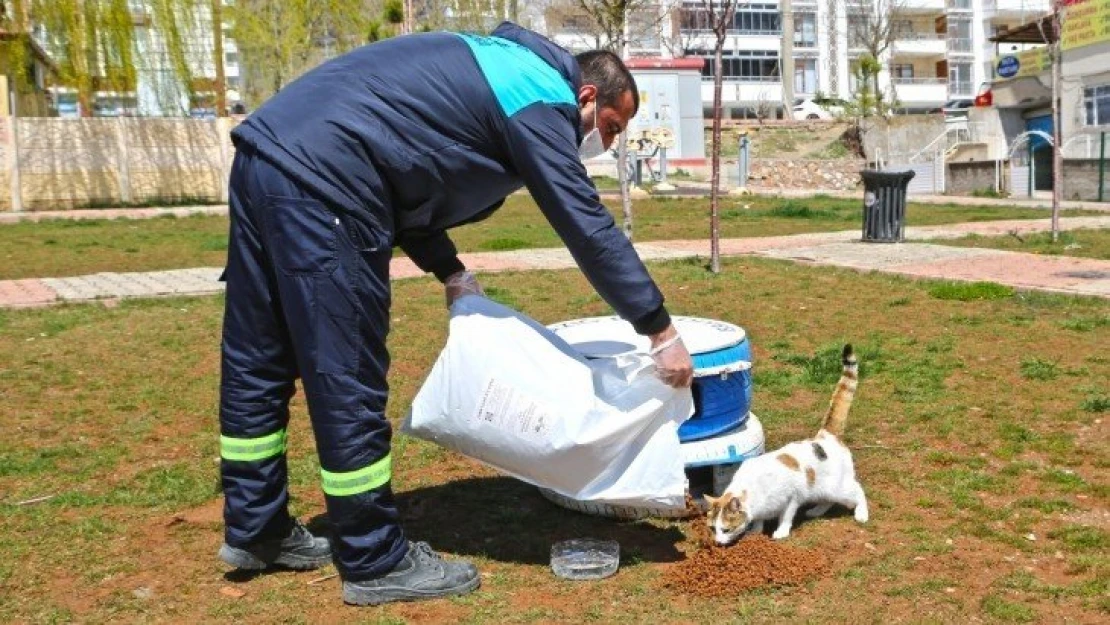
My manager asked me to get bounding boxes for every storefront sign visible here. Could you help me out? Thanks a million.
[994,46,1051,81]
[1063,0,1110,51]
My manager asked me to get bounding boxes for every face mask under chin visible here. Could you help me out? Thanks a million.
[578,103,606,161]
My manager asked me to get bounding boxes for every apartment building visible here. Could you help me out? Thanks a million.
[47,0,240,118]
[546,0,1050,118]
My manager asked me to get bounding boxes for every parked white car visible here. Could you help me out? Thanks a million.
[792,97,847,120]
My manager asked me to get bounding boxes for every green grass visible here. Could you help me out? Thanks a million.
[2,194,1097,280]
[931,229,1110,260]
[1020,357,1060,380]
[0,254,1106,622]
[1081,393,1110,412]
[981,594,1038,622]
[813,139,850,159]
[0,214,229,280]
[927,281,1015,301]
[1049,525,1109,552]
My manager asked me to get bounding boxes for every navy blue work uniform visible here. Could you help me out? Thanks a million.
[219,22,674,581]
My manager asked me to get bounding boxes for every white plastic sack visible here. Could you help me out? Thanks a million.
[402,296,693,511]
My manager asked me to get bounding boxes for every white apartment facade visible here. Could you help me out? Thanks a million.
[47,0,241,118]
[547,0,1050,118]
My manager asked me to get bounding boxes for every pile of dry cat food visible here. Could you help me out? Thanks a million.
[664,519,830,596]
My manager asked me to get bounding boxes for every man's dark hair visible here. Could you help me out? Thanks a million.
[575,50,639,114]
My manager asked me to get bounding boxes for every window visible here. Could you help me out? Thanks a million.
[892,64,915,82]
[1084,85,1110,126]
[848,16,870,48]
[893,20,913,39]
[795,13,817,48]
[795,58,818,94]
[680,3,712,31]
[949,63,972,95]
[947,17,972,53]
[680,2,779,34]
[686,49,780,82]
[562,15,593,34]
[225,52,238,65]
[734,4,780,34]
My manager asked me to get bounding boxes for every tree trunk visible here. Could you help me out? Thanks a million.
[78,90,94,118]
[781,0,794,119]
[618,138,633,239]
[619,6,633,240]
[1051,2,1063,242]
[213,0,227,116]
[710,43,724,274]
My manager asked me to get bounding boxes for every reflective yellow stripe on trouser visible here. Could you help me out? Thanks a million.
[321,453,392,497]
[220,430,287,462]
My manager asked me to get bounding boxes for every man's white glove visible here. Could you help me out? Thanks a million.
[649,325,694,388]
[444,270,484,307]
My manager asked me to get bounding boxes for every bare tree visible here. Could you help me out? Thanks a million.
[826,0,839,96]
[701,0,741,274]
[551,0,672,50]
[754,89,774,125]
[845,0,905,118]
[1050,0,1063,242]
[560,0,665,241]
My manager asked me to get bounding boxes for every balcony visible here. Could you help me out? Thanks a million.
[901,0,946,13]
[984,0,1050,20]
[892,33,947,56]
[891,77,948,105]
[947,37,974,55]
[949,80,975,97]
[699,80,785,106]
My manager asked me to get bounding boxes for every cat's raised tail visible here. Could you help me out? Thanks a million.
[819,344,858,437]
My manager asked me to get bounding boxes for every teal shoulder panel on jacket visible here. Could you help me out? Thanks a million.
[456,33,576,117]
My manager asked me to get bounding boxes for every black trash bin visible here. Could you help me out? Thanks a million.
[859,169,915,243]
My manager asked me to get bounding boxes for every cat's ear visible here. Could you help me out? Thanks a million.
[727,497,742,512]
[703,494,718,507]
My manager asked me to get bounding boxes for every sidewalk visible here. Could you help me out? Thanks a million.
[1,216,1108,309]
[2,188,1109,225]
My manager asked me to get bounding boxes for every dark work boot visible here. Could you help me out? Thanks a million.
[342,541,480,606]
[218,519,332,570]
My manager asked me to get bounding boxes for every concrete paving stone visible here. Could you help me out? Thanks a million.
[0,205,229,224]
[149,269,224,294]
[760,242,1007,270]
[6,215,1109,309]
[652,230,858,256]
[892,251,1110,298]
[41,276,102,300]
[906,216,1110,240]
[497,248,579,269]
[0,279,58,307]
[42,268,225,302]
[632,244,699,261]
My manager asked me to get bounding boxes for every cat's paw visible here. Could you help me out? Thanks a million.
[771,528,791,540]
[854,507,869,523]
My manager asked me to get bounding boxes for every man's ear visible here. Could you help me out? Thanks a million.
[577,84,598,108]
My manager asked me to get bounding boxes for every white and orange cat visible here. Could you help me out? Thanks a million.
[705,344,867,543]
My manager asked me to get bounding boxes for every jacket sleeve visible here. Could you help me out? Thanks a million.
[396,198,507,282]
[500,103,671,335]
[397,231,465,282]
